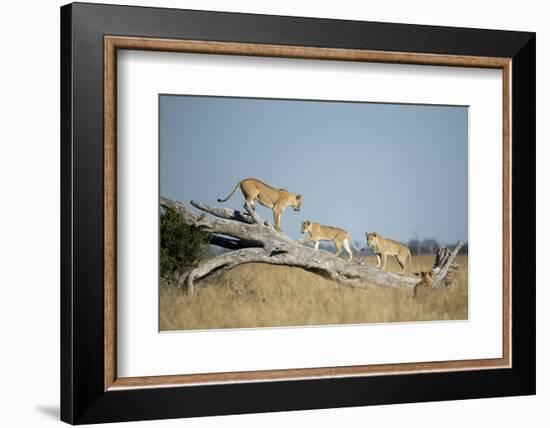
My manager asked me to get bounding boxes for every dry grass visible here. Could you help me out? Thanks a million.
[160,255,468,331]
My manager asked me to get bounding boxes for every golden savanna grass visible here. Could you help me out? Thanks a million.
[160,255,468,331]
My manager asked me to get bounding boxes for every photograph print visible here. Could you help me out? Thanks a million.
[159,94,468,331]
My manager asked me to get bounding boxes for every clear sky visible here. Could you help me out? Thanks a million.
[160,95,468,245]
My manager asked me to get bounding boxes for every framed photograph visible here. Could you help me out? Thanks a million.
[61,2,535,424]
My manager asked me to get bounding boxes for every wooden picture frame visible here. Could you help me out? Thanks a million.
[61,2,535,424]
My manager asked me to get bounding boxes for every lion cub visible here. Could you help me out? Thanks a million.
[217,178,302,232]
[365,232,411,273]
[301,221,359,261]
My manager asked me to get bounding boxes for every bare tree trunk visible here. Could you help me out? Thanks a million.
[160,197,464,295]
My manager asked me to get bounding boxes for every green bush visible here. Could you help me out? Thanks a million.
[160,208,210,277]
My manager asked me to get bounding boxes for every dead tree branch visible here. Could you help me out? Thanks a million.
[160,197,464,295]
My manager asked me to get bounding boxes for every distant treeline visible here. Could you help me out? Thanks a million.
[312,238,468,255]
[207,237,468,256]
[407,239,468,255]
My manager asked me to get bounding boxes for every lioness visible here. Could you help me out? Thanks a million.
[366,232,411,273]
[217,178,301,232]
[300,220,359,261]
[412,271,435,298]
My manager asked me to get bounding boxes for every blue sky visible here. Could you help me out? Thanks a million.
[160,95,468,245]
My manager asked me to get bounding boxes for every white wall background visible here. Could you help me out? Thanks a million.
[0,1,545,427]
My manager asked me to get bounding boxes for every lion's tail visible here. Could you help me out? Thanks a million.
[348,235,361,252]
[217,180,241,203]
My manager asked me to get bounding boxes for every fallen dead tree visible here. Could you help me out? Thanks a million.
[160,196,464,295]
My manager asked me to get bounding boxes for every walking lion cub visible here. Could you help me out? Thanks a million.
[300,221,359,261]
[217,178,302,232]
[366,232,411,273]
